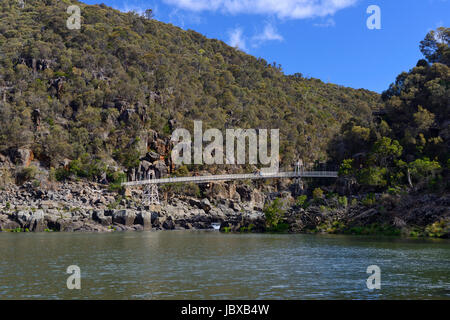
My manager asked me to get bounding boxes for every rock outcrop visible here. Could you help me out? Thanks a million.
[0,180,448,237]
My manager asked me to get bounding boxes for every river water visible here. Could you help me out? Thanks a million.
[0,231,449,299]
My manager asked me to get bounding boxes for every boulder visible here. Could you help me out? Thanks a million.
[9,148,34,167]
[92,210,105,222]
[236,185,252,202]
[99,216,112,226]
[251,189,265,210]
[135,212,152,231]
[53,218,73,232]
[153,160,168,178]
[0,215,20,231]
[208,183,230,201]
[143,151,160,163]
[151,139,167,155]
[14,210,31,227]
[140,160,152,171]
[112,209,136,226]
[200,198,212,212]
[188,198,211,212]
[162,218,175,230]
[29,210,46,232]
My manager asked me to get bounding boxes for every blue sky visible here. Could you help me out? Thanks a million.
[83,0,449,93]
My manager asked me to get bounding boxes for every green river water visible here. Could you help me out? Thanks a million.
[0,231,449,299]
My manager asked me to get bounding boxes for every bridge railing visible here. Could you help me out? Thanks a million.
[122,171,338,186]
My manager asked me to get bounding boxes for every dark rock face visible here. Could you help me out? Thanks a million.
[336,177,359,195]
[0,215,20,231]
[143,151,160,163]
[236,185,252,202]
[162,218,175,230]
[112,210,136,226]
[135,212,152,231]
[153,160,168,179]
[8,148,34,167]
[0,179,448,237]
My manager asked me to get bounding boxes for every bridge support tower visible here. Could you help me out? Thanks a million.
[144,184,160,205]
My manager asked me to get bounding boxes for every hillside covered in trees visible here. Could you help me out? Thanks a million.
[0,0,383,184]
[331,27,449,194]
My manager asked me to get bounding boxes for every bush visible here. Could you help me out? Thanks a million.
[295,195,308,208]
[312,188,324,200]
[408,158,441,185]
[264,198,286,229]
[338,196,348,208]
[339,159,354,176]
[108,171,127,192]
[425,220,449,238]
[55,167,70,181]
[362,193,376,206]
[55,156,108,182]
[358,167,388,187]
[387,186,402,195]
[16,166,38,183]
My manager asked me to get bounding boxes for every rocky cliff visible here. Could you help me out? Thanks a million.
[0,180,448,238]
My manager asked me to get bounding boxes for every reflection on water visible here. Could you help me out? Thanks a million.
[0,231,449,299]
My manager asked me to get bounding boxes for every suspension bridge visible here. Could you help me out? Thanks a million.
[121,163,338,205]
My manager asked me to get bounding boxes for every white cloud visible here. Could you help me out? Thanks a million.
[252,23,283,47]
[253,23,283,42]
[228,27,248,51]
[163,0,358,19]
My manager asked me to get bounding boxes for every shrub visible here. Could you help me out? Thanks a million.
[409,158,441,178]
[338,196,348,208]
[358,167,388,187]
[425,220,449,238]
[339,159,354,176]
[312,188,324,200]
[362,193,376,206]
[222,227,231,233]
[387,186,402,195]
[264,198,286,229]
[17,166,38,183]
[108,171,127,192]
[295,195,308,208]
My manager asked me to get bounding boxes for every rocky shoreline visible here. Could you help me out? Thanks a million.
[0,181,449,238]
[0,181,267,233]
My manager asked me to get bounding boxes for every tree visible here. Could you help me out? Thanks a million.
[371,137,403,166]
[339,159,354,176]
[419,27,450,66]
[408,158,441,182]
[358,167,388,187]
[413,106,435,132]
[144,9,154,20]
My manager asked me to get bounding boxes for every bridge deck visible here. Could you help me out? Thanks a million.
[122,171,338,186]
